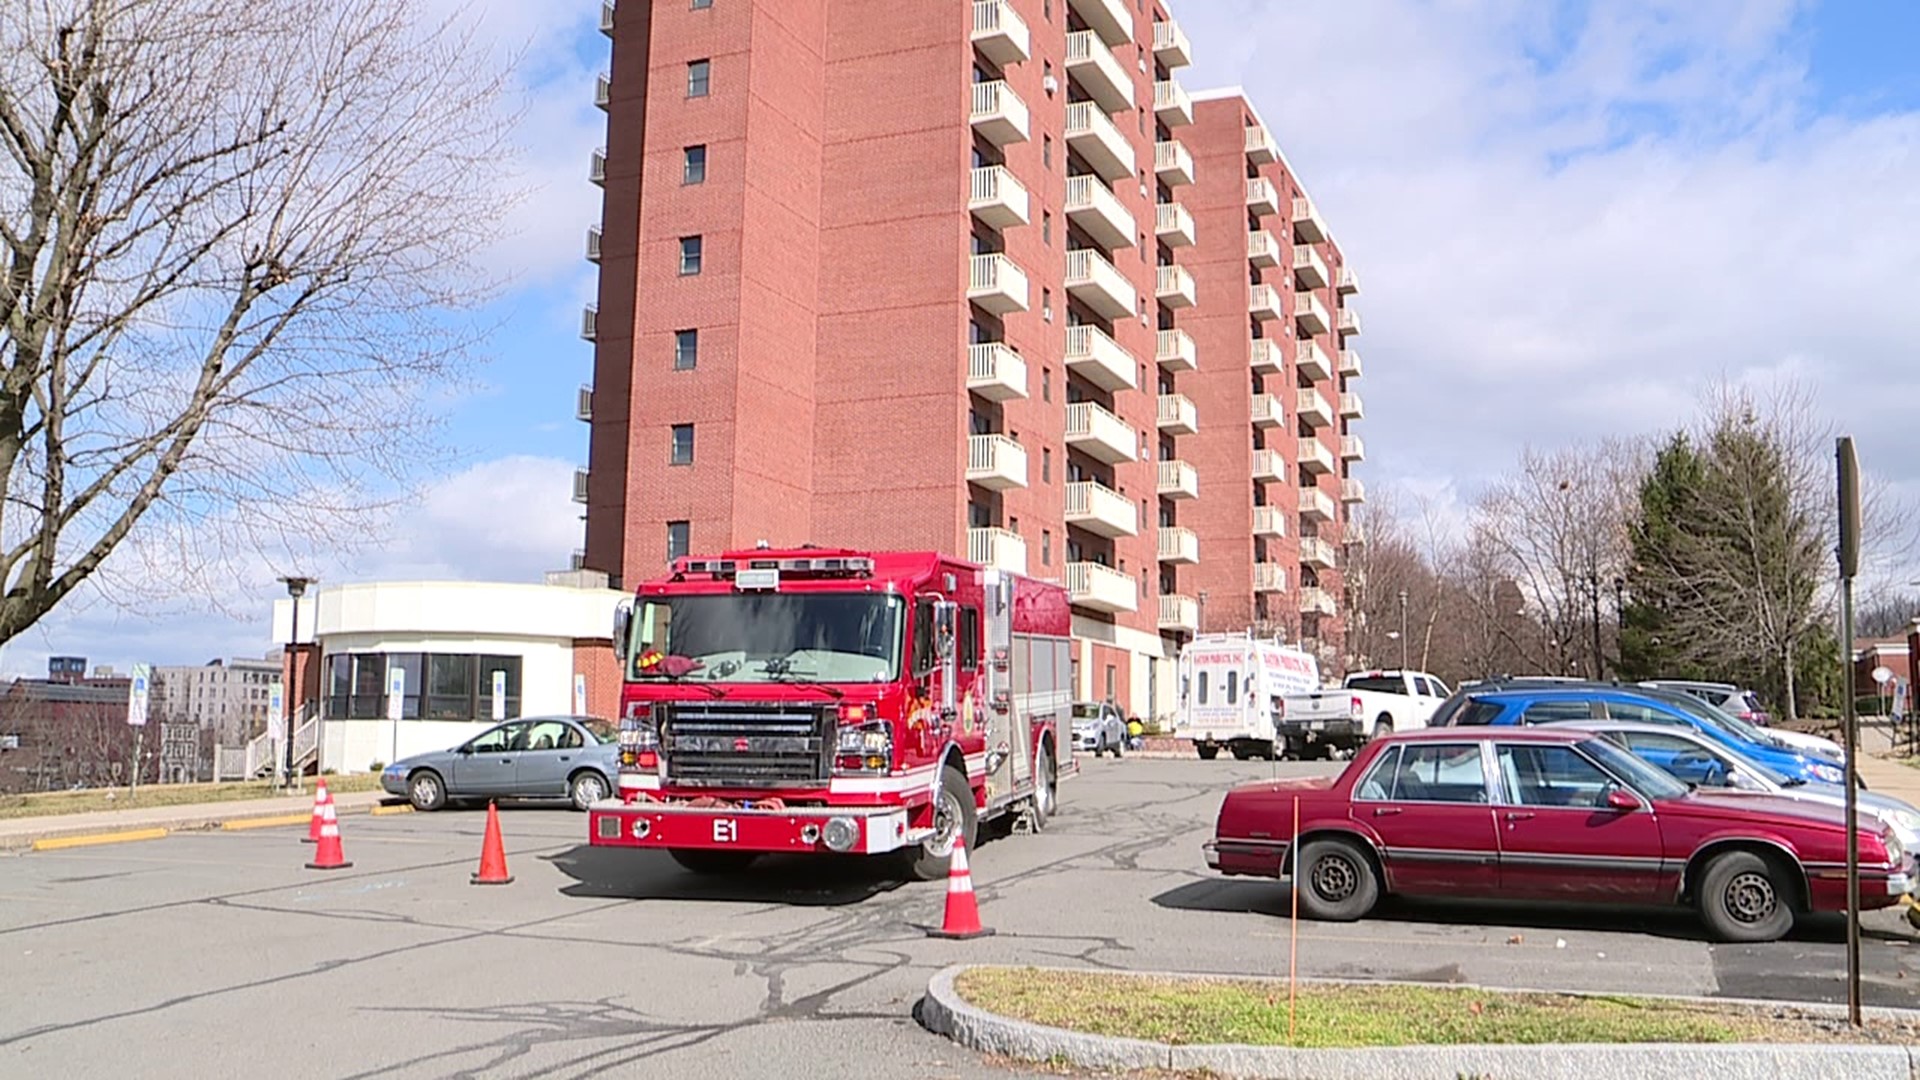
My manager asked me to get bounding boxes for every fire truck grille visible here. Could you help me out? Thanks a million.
[661,703,832,788]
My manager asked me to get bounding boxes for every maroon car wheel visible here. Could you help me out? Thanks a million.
[1697,850,1795,943]
[1294,838,1379,922]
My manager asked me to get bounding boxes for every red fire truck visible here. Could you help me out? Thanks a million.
[586,547,1075,880]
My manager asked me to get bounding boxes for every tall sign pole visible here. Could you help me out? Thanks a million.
[1836,436,1863,1027]
[127,663,152,797]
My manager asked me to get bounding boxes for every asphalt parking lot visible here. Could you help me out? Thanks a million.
[5,757,1920,1079]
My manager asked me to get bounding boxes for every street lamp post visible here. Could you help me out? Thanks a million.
[1587,571,1604,679]
[1397,589,1409,670]
[279,575,315,789]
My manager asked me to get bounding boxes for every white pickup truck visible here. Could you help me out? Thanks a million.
[1276,669,1453,759]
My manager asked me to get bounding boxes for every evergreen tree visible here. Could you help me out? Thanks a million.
[1617,434,1706,680]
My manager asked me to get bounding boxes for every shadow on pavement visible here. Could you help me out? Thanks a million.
[1150,878,1876,946]
[543,844,913,907]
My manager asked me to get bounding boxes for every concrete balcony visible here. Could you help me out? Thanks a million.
[1064,247,1132,319]
[1300,536,1337,569]
[1295,339,1332,381]
[966,433,1028,491]
[967,342,1028,402]
[971,0,1031,64]
[1064,175,1135,251]
[1157,458,1198,499]
[1156,264,1196,308]
[1250,392,1284,428]
[967,527,1028,575]
[590,147,606,186]
[1299,586,1337,617]
[599,1,614,35]
[1339,308,1363,336]
[1065,480,1139,538]
[1245,122,1278,164]
[970,80,1030,146]
[1299,485,1336,522]
[1294,290,1330,335]
[1342,477,1367,504]
[1249,282,1283,322]
[1066,101,1134,182]
[969,165,1030,230]
[1153,19,1192,67]
[1292,244,1330,289]
[968,252,1029,314]
[1065,400,1137,465]
[1155,202,1196,248]
[1157,526,1199,565]
[1340,389,1364,419]
[1297,436,1336,475]
[1068,560,1137,614]
[1254,563,1288,593]
[1341,433,1365,461]
[1065,323,1138,392]
[1252,505,1287,538]
[1252,448,1285,481]
[1156,328,1196,372]
[1067,0,1130,47]
[595,71,611,109]
[1247,177,1278,216]
[1295,387,1334,429]
[586,225,602,263]
[581,304,598,341]
[1339,347,1362,377]
[1250,337,1283,373]
[1066,30,1134,113]
[1158,594,1199,634]
[1154,79,1193,127]
[1292,196,1327,243]
[1154,140,1195,186]
[1248,230,1281,268]
[1337,266,1361,295]
[1156,393,1197,435]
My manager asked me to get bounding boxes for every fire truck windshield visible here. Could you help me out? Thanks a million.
[629,594,904,684]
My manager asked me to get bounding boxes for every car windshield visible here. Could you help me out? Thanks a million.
[629,593,904,683]
[582,718,619,744]
[1581,736,1690,800]
[1656,690,1772,745]
[1072,704,1101,721]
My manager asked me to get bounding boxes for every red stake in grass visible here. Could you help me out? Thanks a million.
[1289,794,1300,1046]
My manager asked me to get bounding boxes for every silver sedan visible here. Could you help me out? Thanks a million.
[380,715,621,812]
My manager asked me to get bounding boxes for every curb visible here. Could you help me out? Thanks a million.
[30,827,170,852]
[918,964,1920,1080]
[0,792,402,852]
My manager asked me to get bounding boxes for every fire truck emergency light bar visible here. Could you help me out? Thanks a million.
[672,556,876,579]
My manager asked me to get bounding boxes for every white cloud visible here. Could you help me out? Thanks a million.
[0,455,581,677]
[1182,0,1920,535]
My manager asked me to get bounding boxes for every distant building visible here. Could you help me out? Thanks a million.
[153,654,282,748]
[0,674,140,793]
[46,656,87,683]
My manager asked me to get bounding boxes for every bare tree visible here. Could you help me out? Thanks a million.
[1470,441,1639,679]
[0,0,515,643]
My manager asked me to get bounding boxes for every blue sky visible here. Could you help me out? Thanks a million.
[6,0,1919,677]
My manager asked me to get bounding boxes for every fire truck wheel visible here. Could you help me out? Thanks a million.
[668,849,760,875]
[1032,745,1056,829]
[906,766,978,882]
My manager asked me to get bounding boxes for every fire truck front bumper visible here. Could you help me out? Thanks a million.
[587,801,922,856]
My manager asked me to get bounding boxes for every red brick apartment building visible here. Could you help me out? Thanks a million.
[576,0,1366,721]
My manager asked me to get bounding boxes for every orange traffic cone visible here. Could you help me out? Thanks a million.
[926,833,993,939]
[305,802,352,870]
[304,777,331,843]
[471,801,513,885]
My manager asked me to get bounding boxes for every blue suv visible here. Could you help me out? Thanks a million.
[1434,683,1846,786]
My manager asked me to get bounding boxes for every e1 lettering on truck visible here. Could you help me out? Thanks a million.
[587,548,1075,881]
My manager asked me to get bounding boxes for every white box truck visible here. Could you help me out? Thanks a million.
[1173,633,1323,760]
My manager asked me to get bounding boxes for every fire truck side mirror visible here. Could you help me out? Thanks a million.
[612,602,633,660]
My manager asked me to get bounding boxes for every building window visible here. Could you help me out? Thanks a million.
[1042,366,1051,402]
[1043,135,1052,170]
[692,0,712,8]
[687,59,711,98]
[683,145,707,184]
[667,521,690,562]
[1042,211,1052,247]
[1042,447,1051,483]
[1104,664,1116,701]
[674,329,699,369]
[680,235,703,275]
[1041,287,1052,322]
[324,653,521,723]
[670,424,695,464]
[1041,529,1052,566]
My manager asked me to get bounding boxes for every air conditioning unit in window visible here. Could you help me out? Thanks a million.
[1043,74,1059,95]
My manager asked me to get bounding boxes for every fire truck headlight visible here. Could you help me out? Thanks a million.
[822,816,859,853]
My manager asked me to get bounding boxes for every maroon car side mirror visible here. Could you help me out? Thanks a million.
[1605,788,1641,812]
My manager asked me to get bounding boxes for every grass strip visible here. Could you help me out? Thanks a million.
[0,774,385,820]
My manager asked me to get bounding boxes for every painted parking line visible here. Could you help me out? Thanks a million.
[30,828,170,852]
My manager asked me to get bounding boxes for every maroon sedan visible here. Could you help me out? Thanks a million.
[1205,728,1911,942]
